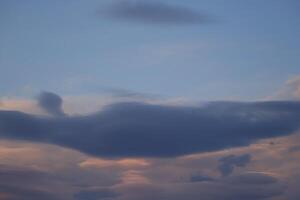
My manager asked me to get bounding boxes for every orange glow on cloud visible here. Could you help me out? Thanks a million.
[0,99,42,114]
[79,158,150,169]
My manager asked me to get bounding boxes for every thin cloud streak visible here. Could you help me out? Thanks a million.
[100,0,211,25]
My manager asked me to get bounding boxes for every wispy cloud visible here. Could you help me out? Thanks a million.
[100,0,211,25]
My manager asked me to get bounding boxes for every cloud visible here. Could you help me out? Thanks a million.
[74,188,119,200]
[269,76,300,100]
[113,172,285,200]
[79,158,150,169]
[0,165,65,200]
[190,174,214,182]
[103,88,159,100]
[286,173,300,200]
[218,154,251,176]
[0,135,298,200]
[101,0,210,25]
[288,145,300,153]
[1,93,300,158]
[0,185,58,200]
[37,91,65,117]
[227,172,278,185]
[0,98,41,114]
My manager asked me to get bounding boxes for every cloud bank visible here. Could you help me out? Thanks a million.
[104,172,285,200]
[0,134,299,200]
[101,0,209,25]
[1,93,300,158]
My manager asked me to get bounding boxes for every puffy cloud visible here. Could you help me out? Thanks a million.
[37,91,65,117]
[101,0,210,25]
[1,93,300,158]
[218,154,251,176]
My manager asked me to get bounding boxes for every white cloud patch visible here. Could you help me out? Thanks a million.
[269,76,300,100]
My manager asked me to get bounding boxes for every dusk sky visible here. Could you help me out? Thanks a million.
[0,0,300,200]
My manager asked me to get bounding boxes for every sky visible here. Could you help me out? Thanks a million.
[0,0,300,200]
[1,0,300,99]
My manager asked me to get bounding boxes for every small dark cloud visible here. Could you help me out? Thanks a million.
[101,0,210,25]
[37,91,65,117]
[190,174,214,182]
[1,92,300,158]
[218,154,251,176]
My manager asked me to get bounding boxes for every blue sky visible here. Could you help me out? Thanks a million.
[1,0,299,99]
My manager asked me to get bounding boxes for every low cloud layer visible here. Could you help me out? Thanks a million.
[1,93,300,158]
[101,0,209,25]
[0,136,299,200]
[0,161,287,200]
[106,172,285,200]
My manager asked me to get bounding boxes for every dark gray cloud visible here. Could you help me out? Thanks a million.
[101,0,209,25]
[218,154,251,176]
[1,93,300,158]
[37,91,65,117]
